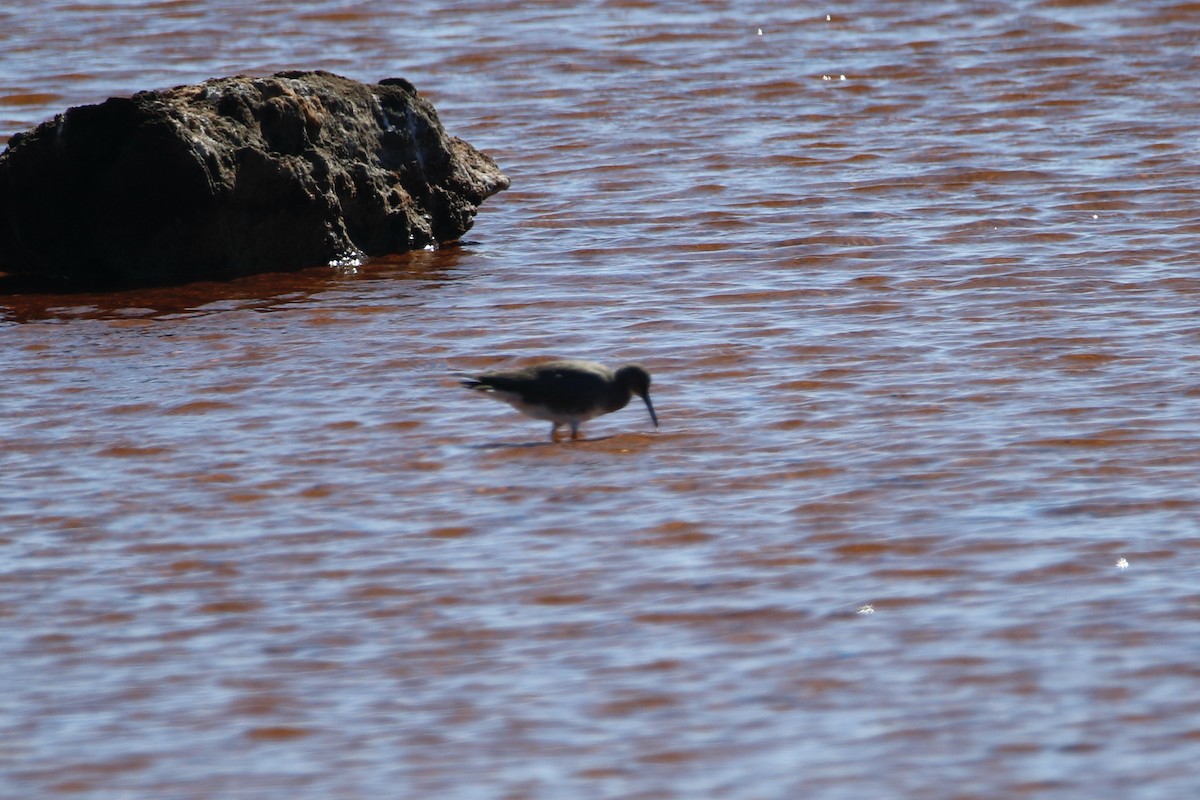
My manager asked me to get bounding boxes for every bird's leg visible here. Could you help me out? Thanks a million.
[570,422,580,440]
[550,423,561,441]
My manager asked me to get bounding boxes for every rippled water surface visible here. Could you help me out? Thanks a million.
[5,1,1200,797]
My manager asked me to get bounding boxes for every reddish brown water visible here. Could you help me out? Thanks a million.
[5,1,1200,798]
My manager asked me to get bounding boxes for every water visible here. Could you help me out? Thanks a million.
[4,1,1200,797]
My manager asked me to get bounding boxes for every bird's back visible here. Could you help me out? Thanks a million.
[464,360,625,416]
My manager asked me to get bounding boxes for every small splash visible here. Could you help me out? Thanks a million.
[328,249,367,274]
[857,604,875,616]
[1116,557,1129,570]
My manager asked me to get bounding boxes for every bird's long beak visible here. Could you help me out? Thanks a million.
[641,393,659,430]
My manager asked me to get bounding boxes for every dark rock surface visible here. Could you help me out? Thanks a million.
[0,71,509,288]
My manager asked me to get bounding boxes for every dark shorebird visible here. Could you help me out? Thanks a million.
[460,360,658,441]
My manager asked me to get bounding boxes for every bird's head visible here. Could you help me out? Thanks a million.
[615,364,658,430]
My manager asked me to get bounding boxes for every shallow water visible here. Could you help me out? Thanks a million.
[4,1,1200,797]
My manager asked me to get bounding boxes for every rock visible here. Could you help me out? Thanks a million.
[0,71,509,288]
